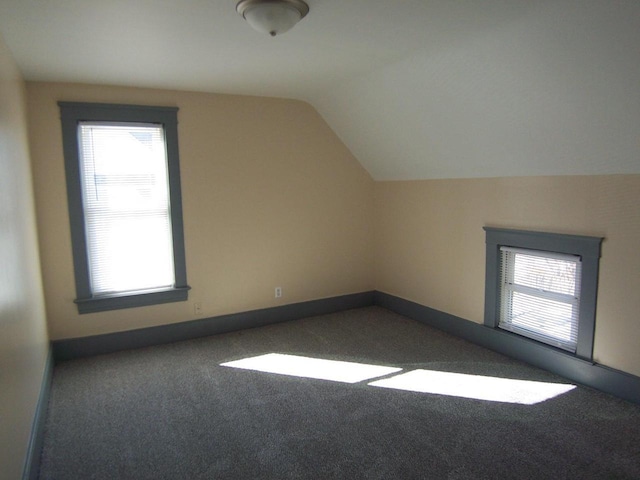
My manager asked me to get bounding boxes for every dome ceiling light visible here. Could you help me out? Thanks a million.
[236,0,310,37]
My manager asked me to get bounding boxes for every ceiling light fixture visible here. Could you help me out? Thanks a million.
[236,0,309,37]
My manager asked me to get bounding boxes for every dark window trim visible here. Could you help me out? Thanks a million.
[483,227,603,360]
[59,102,190,314]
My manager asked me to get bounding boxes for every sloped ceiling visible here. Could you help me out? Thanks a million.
[1,0,638,180]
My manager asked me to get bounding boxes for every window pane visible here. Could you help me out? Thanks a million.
[512,252,578,296]
[508,291,578,346]
[78,123,175,295]
[500,248,581,352]
[86,213,175,294]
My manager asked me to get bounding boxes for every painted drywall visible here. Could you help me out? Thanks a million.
[315,1,640,180]
[0,35,49,479]
[375,176,640,377]
[26,82,374,340]
[3,2,638,182]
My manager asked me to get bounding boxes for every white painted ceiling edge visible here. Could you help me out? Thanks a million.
[312,1,640,180]
[1,0,638,181]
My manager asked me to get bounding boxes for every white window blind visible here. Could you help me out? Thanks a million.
[78,122,175,296]
[499,247,581,352]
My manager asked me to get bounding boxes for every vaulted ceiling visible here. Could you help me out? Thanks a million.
[1,0,638,180]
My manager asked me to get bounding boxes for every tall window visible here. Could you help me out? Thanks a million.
[60,103,189,314]
[484,228,602,360]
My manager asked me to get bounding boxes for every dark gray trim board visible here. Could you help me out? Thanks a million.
[74,286,190,314]
[58,102,190,314]
[50,289,639,404]
[53,291,375,361]
[22,348,53,480]
[374,291,640,405]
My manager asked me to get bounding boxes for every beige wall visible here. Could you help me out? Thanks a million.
[26,82,375,340]
[21,83,640,383]
[0,36,49,479]
[375,176,640,377]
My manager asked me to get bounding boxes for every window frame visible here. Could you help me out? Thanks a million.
[59,102,190,314]
[484,227,602,360]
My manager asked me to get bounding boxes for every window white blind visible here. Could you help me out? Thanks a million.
[78,122,175,296]
[499,247,581,352]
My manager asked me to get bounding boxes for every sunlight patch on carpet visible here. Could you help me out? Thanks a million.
[368,369,576,404]
[221,353,401,383]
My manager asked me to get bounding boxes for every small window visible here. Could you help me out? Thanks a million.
[60,103,190,313]
[499,247,581,352]
[484,228,602,360]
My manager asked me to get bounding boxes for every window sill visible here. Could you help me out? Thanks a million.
[487,324,595,364]
[74,286,190,314]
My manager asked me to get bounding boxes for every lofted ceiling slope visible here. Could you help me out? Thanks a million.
[1,0,639,180]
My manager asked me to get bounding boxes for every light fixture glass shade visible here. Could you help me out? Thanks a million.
[237,0,309,37]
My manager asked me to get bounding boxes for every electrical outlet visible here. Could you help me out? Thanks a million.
[194,302,202,315]
[275,287,282,298]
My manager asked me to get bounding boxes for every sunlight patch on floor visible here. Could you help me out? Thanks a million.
[221,353,402,383]
[221,354,576,404]
[369,369,576,405]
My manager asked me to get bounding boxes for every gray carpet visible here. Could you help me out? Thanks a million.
[38,307,640,479]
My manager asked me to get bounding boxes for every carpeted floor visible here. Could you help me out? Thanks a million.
[38,307,640,479]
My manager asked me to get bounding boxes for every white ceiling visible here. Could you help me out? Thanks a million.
[1,0,639,180]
